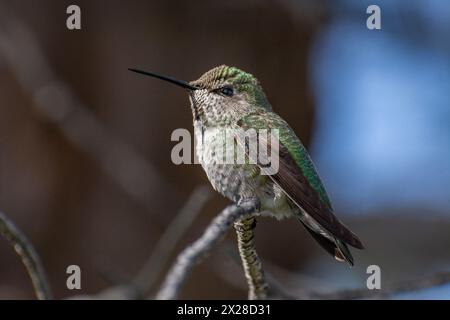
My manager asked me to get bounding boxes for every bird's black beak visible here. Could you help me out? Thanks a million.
[128,68,198,91]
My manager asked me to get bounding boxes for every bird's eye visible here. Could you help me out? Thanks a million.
[218,86,234,97]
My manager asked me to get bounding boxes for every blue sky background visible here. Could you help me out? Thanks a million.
[306,1,450,299]
[309,0,450,214]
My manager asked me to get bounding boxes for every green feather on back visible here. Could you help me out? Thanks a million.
[238,111,333,210]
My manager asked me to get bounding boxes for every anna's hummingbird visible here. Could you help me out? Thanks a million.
[129,65,364,265]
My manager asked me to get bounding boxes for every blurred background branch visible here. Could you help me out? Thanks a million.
[136,185,213,297]
[80,184,213,299]
[0,211,51,300]
[0,3,182,225]
[311,272,450,300]
[212,247,450,300]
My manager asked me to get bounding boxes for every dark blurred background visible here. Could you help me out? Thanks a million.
[0,0,449,299]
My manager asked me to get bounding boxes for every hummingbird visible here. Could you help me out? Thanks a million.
[129,65,364,266]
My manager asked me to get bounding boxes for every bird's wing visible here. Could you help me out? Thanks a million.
[237,112,364,249]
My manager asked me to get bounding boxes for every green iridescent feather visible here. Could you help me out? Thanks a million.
[237,111,333,210]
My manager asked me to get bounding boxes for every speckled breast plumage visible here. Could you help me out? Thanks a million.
[194,121,293,218]
[194,123,257,202]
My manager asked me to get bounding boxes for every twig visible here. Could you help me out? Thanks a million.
[134,185,213,297]
[211,243,299,299]
[212,242,313,299]
[0,211,51,300]
[74,185,213,300]
[234,217,268,299]
[156,200,259,300]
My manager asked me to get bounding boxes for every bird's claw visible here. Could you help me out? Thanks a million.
[237,198,261,213]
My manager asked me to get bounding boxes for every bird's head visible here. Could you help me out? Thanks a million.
[129,65,272,126]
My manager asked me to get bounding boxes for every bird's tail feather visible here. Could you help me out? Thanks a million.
[298,219,354,266]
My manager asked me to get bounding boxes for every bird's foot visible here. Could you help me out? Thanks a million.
[237,197,261,213]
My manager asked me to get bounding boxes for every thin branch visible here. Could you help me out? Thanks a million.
[74,185,213,300]
[156,201,259,300]
[234,217,268,299]
[211,243,299,300]
[211,242,314,299]
[134,185,213,297]
[0,211,51,300]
